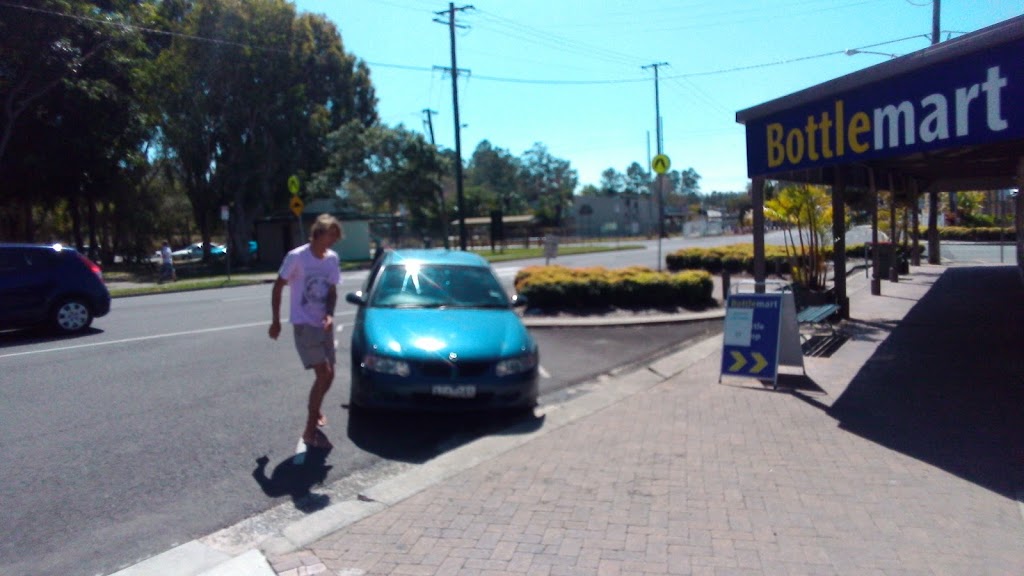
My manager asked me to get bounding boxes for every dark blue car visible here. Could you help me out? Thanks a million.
[346,249,538,412]
[0,243,111,334]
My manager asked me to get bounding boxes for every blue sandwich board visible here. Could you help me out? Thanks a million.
[720,292,783,387]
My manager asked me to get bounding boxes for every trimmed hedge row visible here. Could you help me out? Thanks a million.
[514,265,715,310]
[664,242,928,274]
[933,226,1016,242]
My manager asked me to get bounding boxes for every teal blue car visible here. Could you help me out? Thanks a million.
[345,249,538,412]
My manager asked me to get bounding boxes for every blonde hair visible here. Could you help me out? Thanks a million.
[309,213,343,240]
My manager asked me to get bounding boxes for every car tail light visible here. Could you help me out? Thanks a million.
[78,253,104,281]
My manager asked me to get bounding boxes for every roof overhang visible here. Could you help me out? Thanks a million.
[736,14,1024,192]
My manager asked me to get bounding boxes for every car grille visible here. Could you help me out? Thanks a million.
[416,360,491,379]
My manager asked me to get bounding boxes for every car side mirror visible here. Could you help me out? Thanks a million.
[511,293,528,308]
[346,291,366,306]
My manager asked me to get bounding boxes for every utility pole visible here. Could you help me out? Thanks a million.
[931,0,941,45]
[642,62,668,156]
[422,108,437,144]
[434,3,473,251]
[643,62,669,269]
[423,108,449,249]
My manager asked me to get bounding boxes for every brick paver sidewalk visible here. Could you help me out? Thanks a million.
[269,265,1024,575]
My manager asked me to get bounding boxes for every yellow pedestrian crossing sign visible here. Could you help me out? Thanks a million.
[289,196,304,217]
[651,154,670,174]
[287,175,300,195]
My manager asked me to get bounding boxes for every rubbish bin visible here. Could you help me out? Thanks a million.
[871,242,894,279]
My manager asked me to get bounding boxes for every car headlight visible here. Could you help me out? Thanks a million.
[496,352,537,377]
[364,353,411,377]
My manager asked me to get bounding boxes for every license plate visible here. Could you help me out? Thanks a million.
[431,385,476,399]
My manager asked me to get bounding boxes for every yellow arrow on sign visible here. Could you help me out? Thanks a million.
[750,352,769,373]
[289,196,304,217]
[728,350,747,372]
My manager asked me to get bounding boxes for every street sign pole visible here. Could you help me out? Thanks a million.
[651,154,671,272]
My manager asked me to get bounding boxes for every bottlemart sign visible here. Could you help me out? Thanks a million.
[744,36,1024,177]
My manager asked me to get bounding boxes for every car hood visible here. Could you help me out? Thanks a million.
[362,308,534,361]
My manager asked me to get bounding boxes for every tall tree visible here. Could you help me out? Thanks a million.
[623,162,650,196]
[599,168,624,196]
[317,123,445,243]
[465,140,522,213]
[518,143,577,228]
[0,0,152,246]
[148,0,376,261]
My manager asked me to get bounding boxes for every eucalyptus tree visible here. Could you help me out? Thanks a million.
[517,143,578,228]
[0,0,151,248]
[623,162,650,196]
[599,168,624,196]
[315,122,445,243]
[465,140,523,214]
[148,0,376,262]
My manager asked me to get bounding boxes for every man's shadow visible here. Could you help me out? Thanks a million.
[252,430,334,513]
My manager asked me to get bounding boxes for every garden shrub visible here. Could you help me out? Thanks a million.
[515,265,714,310]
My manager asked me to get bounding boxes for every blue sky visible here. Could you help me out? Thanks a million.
[292,1,1021,194]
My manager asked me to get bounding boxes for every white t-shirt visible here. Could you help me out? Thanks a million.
[160,245,172,264]
[278,244,341,327]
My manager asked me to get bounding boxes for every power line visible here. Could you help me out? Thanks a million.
[6,1,935,88]
[470,8,650,69]
[0,0,290,54]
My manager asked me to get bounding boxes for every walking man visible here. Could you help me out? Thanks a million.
[269,214,343,449]
[159,240,175,283]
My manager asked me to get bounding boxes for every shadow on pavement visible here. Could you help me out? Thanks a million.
[345,407,545,463]
[252,434,334,513]
[827,266,1024,498]
[0,326,104,348]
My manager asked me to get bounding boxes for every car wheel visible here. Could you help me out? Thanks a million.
[52,298,93,333]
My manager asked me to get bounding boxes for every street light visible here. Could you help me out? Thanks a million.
[844,48,899,59]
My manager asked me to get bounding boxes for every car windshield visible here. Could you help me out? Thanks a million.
[369,263,510,309]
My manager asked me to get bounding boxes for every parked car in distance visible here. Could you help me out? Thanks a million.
[172,242,225,261]
[346,249,538,412]
[0,243,111,334]
[151,242,226,263]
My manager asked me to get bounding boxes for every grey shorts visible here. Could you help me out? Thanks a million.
[293,324,336,369]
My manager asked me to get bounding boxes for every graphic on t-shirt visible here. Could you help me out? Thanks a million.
[301,274,332,315]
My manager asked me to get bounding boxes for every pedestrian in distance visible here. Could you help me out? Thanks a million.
[268,214,343,450]
[159,240,175,283]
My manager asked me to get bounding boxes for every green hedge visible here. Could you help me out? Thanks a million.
[934,226,1016,242]
[514,265,714,310]
[663,242,934,275]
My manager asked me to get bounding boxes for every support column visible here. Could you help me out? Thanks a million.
[1017,158,1024,275]
[751,176,766,292]
[888,174,899,283]
[832,169,849,318]
[928,186,940,264]
[869,168,881,295]
[910,178,920,267]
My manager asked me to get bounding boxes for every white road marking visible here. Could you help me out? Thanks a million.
[538,365,550,378]
[492,266,521,278]
[0,312,356,360]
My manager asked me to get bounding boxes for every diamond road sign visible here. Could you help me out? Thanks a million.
[651,154,670,174]
[289,196,304,217]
